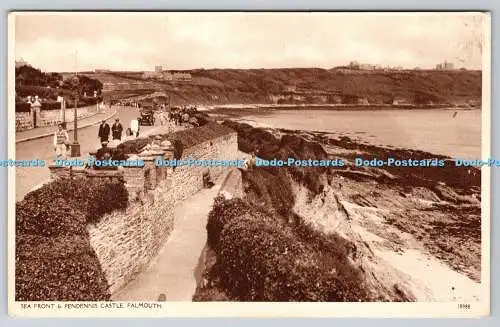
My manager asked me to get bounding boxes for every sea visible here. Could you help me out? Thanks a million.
[235,108,483,160]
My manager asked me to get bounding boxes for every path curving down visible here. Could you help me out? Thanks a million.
[112,172,230,301]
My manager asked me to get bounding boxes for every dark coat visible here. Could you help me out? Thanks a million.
[98,123,110,140]
[111,122,123,139]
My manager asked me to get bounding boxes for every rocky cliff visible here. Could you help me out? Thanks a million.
[194,122,481,302]
[94,68,481,106]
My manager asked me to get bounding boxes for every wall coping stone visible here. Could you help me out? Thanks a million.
[86,169,124,177]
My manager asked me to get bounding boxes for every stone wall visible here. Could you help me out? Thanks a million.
[83,128,240,295]
[15,112,33,132]
[218,168,244,200]
[15,106,98,132]
[171,132,240,202]
[87,184,175,294]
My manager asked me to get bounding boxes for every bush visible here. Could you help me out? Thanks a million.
[64,179,127,223]
[15,178,127,301]
[16,253,110,301]
[23,178,128,225]
[204,198,371,302]
[16,197,87,237]
[193,112,211,126]
[116,137,150,155]
[206,196,257,248]
[167,122,235,148]
[15,102,31,112]
[192,287,230,301]
[16,85,61,99]
[216,213,367,301]
[41,101,62,110]
[16,234,93,260]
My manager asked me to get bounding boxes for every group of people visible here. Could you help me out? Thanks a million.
[156,110,168,126]
[168,106,199,126]
[98,117,141,147]
[53,116,144,159]
[53,104,200,159]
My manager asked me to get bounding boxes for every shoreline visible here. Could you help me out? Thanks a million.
[194,120,481,302]
[207,110,481,160]
[205,103,480,111]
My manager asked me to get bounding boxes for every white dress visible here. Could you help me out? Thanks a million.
[130,119,139,135]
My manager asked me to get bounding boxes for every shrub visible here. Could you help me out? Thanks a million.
[15,102,31,112]
[74,179,128,224]
[16,197,87,237]
[16,252,110,301]
[23,178,128,225]
[116,137,150,155]
[204,198,371,302]
[15,178,127,301]
[167,122,235,148]
[41,101,62,110]
[193,112,211,126]
[192,287,230,301]
[215,212,367,301]
[206,196,259,248]
[16,234,93,260]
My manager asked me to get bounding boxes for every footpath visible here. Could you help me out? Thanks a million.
[16,108,118,144]
[112,172,230,301]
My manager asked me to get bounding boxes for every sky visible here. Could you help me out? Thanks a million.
[13,12,487,72]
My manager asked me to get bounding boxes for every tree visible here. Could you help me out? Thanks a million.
[62,75,103,97]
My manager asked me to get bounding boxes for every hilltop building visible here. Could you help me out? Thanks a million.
[143,66,192,82]
[172,72,192,81]
[435,61,454,70]
[347,61,380,70]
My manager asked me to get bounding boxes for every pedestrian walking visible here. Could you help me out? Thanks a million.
[131,117,140,137]
[98,119,110,144]
[111,118,123,141]
[159,111,166,126]
[53,123,69,159]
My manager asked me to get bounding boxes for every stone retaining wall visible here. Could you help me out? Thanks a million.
[82,129,240,294]
[219,168,244,200]
[171,133,240,202]
[15,106,97,132]
[87,184,175,294]
[15,112,33,131]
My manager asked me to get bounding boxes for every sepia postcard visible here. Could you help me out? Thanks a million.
[8,11,491,317]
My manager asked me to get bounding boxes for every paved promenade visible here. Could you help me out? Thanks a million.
[112,172,229,301]
[14,106,158,202]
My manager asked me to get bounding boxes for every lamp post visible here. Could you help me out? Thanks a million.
[70,75,81,157]
[94,90,98,112]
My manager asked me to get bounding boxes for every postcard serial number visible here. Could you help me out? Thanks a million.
[458,304,471,310]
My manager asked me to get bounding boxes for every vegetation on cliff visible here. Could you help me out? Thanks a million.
[97,68,481,106]
[194,122,385,302]
[195,196,372,302]
[222,120,330,198]
[194,120,482,301]
[15,178,128,301]
[193,68,481,104]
